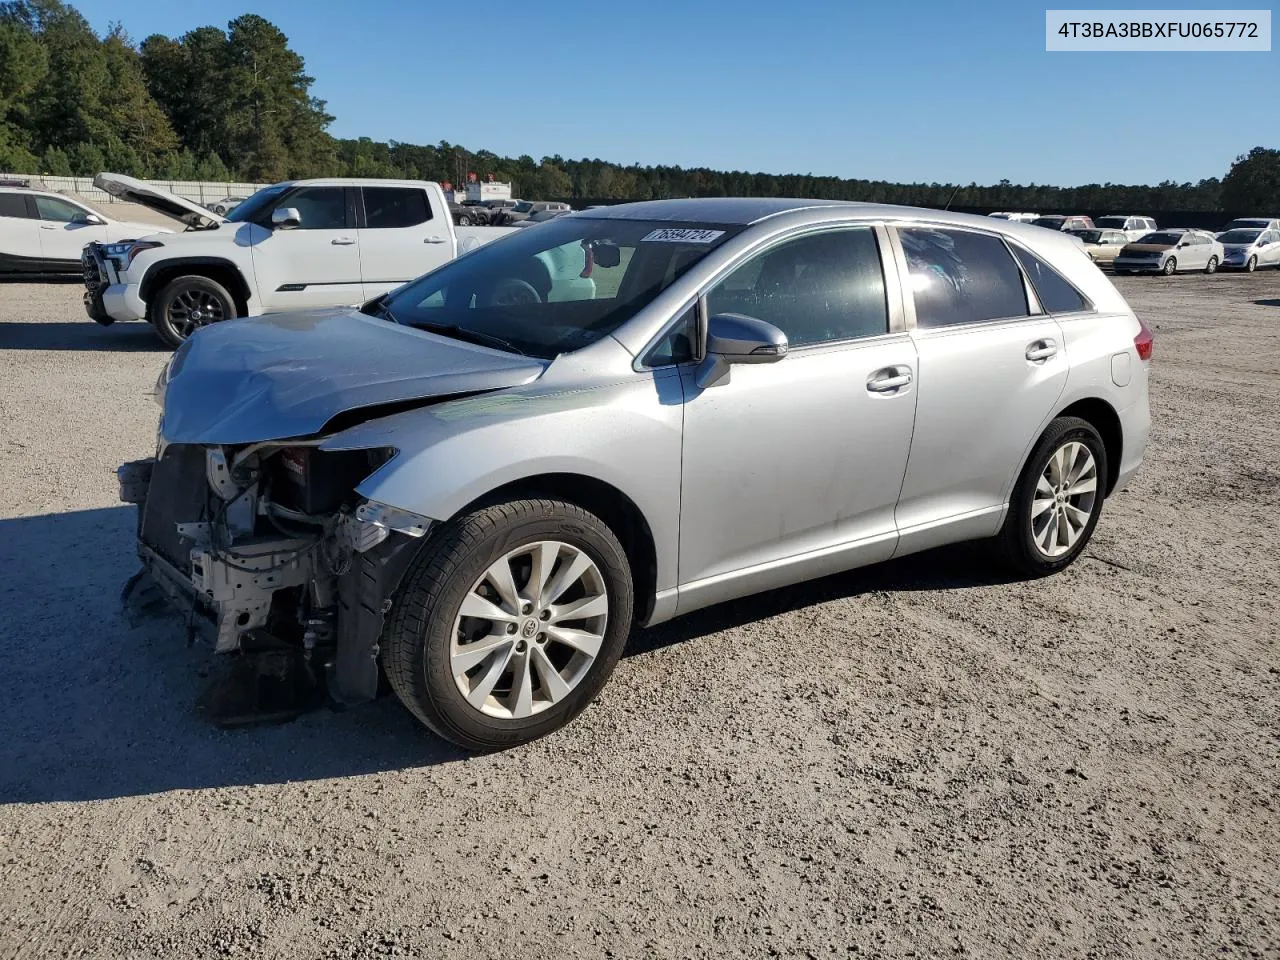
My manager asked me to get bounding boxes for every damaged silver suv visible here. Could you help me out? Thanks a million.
[121,198,1150,749]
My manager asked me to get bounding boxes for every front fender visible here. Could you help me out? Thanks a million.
[322,374,686,592]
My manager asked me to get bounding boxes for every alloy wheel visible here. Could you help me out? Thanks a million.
[1163,258,1177,275]
[166,288,226,339]
[1246,256,1257,273]
[1031,441,1098,558]
[1205,256,1218,274]
[450,541,608,720]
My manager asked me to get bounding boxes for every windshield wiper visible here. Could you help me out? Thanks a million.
[410,321,527,356]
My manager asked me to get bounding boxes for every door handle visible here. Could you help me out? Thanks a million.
[1025,339,1058,362]
[423,236,448,244]
[40,224,56,230]
[330,237,356,246]
[867,367,912,393]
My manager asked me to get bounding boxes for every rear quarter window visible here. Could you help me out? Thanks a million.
[899,227,1029,328]
[0,193,28,218]
[1011,245,1090,314]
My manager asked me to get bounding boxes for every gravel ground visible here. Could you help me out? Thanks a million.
[1,272,1278,959]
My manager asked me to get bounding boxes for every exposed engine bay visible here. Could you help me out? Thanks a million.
[119,441,433,714]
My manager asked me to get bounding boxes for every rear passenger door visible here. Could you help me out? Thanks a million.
[0,193,40,271]
[357,186,453,299]
[891,226,1068,553]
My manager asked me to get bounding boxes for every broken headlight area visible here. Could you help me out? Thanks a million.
[119,442,429,709]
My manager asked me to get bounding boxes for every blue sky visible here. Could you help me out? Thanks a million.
[71,0,1274,186]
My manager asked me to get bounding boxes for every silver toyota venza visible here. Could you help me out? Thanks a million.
[120,198,1151,749]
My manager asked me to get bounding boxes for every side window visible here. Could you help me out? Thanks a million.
[647,305,698,366]
[899,227,1029,328]
[706,227,888,348]
[281,187,347,230]
[34,196,86,223]
[1011,245,1089,314]
[363,187,431,228]
[0,194,29,218]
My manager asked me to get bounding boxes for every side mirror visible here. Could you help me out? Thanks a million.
[72,212,104,225]
[695,313,789,389]
[272,207,302,229]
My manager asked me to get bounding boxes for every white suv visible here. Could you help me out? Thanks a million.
[1094,215,1159,242]
[0,184,170,277]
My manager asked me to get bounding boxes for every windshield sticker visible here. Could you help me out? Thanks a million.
[640,228,725,244]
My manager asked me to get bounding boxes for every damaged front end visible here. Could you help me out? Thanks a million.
[119,440,431,708]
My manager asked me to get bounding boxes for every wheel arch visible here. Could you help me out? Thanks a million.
[1055,397,1123,495]
[453,472,660,625]
[140,258,252,317]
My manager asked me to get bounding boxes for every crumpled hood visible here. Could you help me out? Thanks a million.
[160,309,546,445]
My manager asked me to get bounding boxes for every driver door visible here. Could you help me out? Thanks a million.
[251,186,364,311]
[33,195,108,265]
[676,225,917,612]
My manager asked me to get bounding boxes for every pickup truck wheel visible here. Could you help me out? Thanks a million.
[150,275,236,348]
[383,499,633,751]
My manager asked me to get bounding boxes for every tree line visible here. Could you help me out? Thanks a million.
[1,0,1277,211]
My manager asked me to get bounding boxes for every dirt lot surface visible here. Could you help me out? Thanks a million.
[1,273,1278,959]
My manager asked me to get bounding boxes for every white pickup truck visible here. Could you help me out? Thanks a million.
[83,173,517,347]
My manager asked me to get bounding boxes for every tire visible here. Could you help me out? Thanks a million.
[457,215,472,226]
[1205,256,1218,274]
[149,274,237,349]
[1245,255,1257,273]
[995,417,1109,578]
[1162,257,1177,276]
[382,499,634,751]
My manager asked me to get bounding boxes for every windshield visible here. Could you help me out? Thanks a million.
[1219,229,1262,244]
[1032,217,1065,228]
[1095,217,1128,229]
[1072,230,1104,243]
[1228,220,1268,229]
[1138,232,1180,245]
[375,217,741,360]
[224,185,289,223]
[513,201,533,213]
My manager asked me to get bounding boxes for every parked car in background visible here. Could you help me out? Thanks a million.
[511,209,572,228]
[988,212,1039,222]
[119,198,1150,750]
[1114,229,1224,275]
[205,196,246,216]
[1093,215,1158,242]
[1222,217,1280,233]
[530,201,571,214]
[484,198,530,225]
[83,173,518,346]
[451,200,492,226]
[0,184,172,276]
[1032,215,1095,232]
[1068,228,1130,264]
[1218,227,1280,271]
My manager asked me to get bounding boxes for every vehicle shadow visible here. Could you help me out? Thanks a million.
[1255,299,1280,308]
[0,506,465,805]
[0,507,1011,804]
[628,542,1013,659]
[0,320,167,352]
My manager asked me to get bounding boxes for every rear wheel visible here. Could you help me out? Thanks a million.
[1245,255,1258,273]
[1162,257,1177,275]
[457,214,472,226]
[150,274,237,348]
[382,499,634,750]
[996,417,1109,577]
[1205,256,1218,274]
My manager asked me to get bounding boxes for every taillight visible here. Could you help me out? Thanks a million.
[1134,318,1153,362]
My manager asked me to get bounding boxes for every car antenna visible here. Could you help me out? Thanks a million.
[943,185,961,211]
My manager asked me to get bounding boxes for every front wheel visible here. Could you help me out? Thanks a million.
[1162,257,1177,275]
[1245,255,1258,273]
[382,499,634,750]
[1205,256,1218,274]
[996,417,1109,577]
[149,275,237,348]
